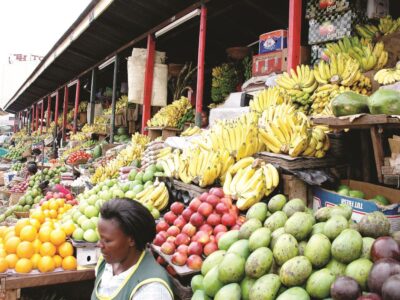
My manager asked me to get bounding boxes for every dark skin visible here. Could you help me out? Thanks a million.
[97,218,142,276]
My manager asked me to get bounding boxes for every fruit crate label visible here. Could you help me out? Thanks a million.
[306,0,366,19]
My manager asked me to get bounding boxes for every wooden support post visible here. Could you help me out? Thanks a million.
[360,131,371,182]
[110,55,119,142]
[141,35,155,135]
[40,100,44,134]
[195,5,207,127]
[287,0,302,72]
[47,95,51,132]
[89,69,97,125]
[62,86,69,143]
[370,126,384,183]
[73,79,80,134]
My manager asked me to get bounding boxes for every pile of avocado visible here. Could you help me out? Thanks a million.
[337,185,390,206]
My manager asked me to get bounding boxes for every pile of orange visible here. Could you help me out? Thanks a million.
[40,198,73,220]
[0,212,77,274]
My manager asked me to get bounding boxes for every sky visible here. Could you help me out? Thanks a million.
[0,0,91,108]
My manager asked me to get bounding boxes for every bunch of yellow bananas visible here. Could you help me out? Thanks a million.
[302,127,330,158]
[135,181,169,211]
[70,132,90,142]
[325,37,388,72]
[147,96,192,128]
[103,95,128,115]
[374,63,400,85]
[82,123,108,135]
[78,101,88,112]
[223,157,279,210]
[379,15,400,35]
[181,126,201,137]
[310,84,340,115]
[249,87,288,114]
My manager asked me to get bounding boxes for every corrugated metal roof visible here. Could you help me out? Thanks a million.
[4,0,294,113]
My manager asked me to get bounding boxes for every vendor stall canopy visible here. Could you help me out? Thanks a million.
[3,0,295,114]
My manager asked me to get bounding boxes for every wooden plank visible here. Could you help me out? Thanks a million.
[312,114,398,128]
[360,131,371,182]
[172,179,207,198]
[3,270,95,290]
[370,126,385,183]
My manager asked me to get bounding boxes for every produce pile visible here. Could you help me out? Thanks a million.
[189,194,398,300]
[66,150,91,165]
[211,63,239,104]
[356,15,400,39]
[181,126,202,137]
[140,141,171,170]
[103,95,128,115]
[10,162,24,172]
[374,63,400,85]
[153,188,244,271]
[147,96,192,128]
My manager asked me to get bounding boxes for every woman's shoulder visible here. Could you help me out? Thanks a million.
[131,281,172,300]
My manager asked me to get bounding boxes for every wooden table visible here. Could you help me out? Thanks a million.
[0,269,95,300]
[312,114,400,183]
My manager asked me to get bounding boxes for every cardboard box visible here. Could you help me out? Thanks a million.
[389,136,400,154]
[252,47,310,77]
[367,0,389,19]
[313,179,400,231]
[306,0,366,19]
[259,30,287,54]
[76,247,100,267]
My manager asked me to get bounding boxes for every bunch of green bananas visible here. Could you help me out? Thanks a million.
[223,157,279,210]
[82,140,97,148]
[70,132,90,142]
[379,15,400,35]
[275,65,318,114]
[356,16,400,39]
[258,103,330,158]
[355,24,380,40]
[135,181,169,211]
[324,37,388,71]
[180,126,201,137]
[147,96,192,128]
[374,63,400,85]
[249,87,288,114]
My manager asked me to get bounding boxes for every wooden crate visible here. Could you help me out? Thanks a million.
[79,112,87,124]
[147,127,163,141]
[282,174,309,206]
[162,127,181,140]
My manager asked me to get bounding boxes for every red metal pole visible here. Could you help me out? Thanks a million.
[35,103,39,132]
[40,100,44,134]
[62,86,69,142]
[195,5,207,127]
[73,79,80,134]
[54,91,59,131]
[13,114,17,133]
[287,0,302,72]
[31,106,34,133]
[141,34,155,135]
[47,96,51,132]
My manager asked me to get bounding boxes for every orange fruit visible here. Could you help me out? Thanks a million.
[65,204,72,211]
[53,255,62,268]
[61,256,77,271]
[31,253,41,269]
[0,226,7,238]
[3,231,15,242]
[50,229,66,246]
[41,221,54,229]
[0,249,6,258]
[15,219,30,236]
[20,225,37,242]
[49,200,58,211]
[5,254,18,269]
[38,227,52,243]
[40,242,56,257]
[49,210,58,219]
[61,222,75,236]
[16,241,34,259]
[58,242,73,258]
[5,237,21,254]
[15,258,32,273]
[32,239,42,253]
[29,219,41,230]
[0,257,8,272]
[56,198,64,207]
[38,256,55,273]
[41,201,49,210]
[30,211,45,224]
[43,210,50,218]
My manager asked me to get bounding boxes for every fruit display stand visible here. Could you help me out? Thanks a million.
[146,127,182,141]
[171,179,208,199]
[312,114,400,183]
[0,269,95,300]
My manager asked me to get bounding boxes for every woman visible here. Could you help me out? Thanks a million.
[92,198,173,300]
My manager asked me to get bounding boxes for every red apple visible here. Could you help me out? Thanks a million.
[173,216,187,229]
[190,212,205,227]
[207,213,221,226]
[156,256,166,265]
[177,244,188,256]
[171,252,187,266]
[204,242,218,256]
[53,192,60,199]
[206,195,220,207]
[210,187,224,198]
[199,192,209,202]
[193,231,210,245]
[156,220,169,233]
[182,208,194,222]
[161,242,175,255]
[198,202,213,217]
[170,202,185,215]
[231,224,241,230]
[221,213,236,227]
[187,255,203,270]
[188,241,203,256]
[182,223,197,237]
[199,224,213,236]
[167,226,180,237]
[216,231,225,242]
[164,211,178,225]
[167,236,176,244]
[209,235,216,244]
[153,233,167,246]
[175,233,190,246]
[166,265,177,276]
[230,206,239,216]
[221,197,233,208]
[65,194,73,201]
[189,198,202,211]
[214,224,228,235]
[215,202,229,214]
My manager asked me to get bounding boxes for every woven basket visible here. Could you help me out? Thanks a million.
[9,192,24,206]
[226,47,250,60]
[15,211,29,219]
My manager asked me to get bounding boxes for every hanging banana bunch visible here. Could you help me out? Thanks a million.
[249,86,288,114]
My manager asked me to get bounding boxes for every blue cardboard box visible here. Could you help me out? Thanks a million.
[313,180,400,232]
[259,30,287,54]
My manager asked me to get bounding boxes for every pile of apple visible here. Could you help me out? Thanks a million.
[39,191,78,206]
[153,187,244,271]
